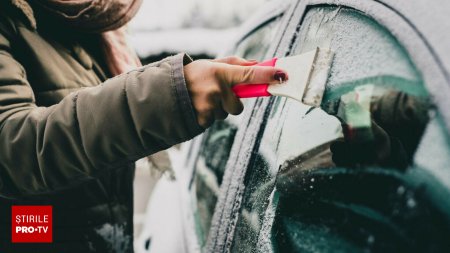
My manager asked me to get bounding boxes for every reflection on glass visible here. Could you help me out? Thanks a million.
[325,84,430,170]
[193,121,237,247]
[235,16,283,60]
[274,84,431,252]
[231,5,450,253]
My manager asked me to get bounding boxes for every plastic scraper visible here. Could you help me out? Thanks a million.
[232,47,334,107]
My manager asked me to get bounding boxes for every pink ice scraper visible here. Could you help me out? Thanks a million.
[232,47,334,107]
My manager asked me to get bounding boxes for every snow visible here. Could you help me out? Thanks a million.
[95,223,132,252]
[129,28,238,58]
[129,0,270,31]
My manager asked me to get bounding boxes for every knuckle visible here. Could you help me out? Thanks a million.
[212,67,222,82]
[221,56,232,64]
[228,56,240,63]
[220,56,239,64]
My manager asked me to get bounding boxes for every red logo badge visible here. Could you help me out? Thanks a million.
[11,205,53,243]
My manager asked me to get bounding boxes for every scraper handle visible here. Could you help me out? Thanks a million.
[232,58,278,98]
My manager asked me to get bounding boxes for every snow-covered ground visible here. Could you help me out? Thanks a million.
[128,0,271,58]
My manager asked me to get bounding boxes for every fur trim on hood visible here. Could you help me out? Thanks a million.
[10,0,37,29]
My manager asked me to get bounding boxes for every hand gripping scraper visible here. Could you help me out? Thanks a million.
[232,47,334,107]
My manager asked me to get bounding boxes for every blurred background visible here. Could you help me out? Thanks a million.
[128,0,271,63]
[128,0,273,238]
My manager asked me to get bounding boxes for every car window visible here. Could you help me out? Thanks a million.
[234,17,284,61]
[190,16,284,250]
[231,6,450,253]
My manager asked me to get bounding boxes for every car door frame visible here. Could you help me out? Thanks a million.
[206,0,450,252]
[204,1,303,252]
[173,2,296,252]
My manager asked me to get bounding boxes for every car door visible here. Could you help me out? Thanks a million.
[177,2,292,253]
[207,0,450,252]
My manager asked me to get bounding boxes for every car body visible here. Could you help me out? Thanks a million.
[136,0,450,252]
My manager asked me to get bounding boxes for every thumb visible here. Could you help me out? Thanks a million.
[217,64,288,86]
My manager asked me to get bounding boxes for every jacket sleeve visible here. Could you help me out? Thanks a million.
[0,30,204,198]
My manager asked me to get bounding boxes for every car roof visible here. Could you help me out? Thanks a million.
[380,0,450,81]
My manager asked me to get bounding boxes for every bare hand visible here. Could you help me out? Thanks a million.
[184,56,288,127]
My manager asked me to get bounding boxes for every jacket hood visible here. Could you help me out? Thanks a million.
[8,0,143,33]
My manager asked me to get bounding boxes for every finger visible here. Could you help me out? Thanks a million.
[217,65,288,86]
[221,88,244,115]
[214,104,229,120]
[207,92,225,123]
[213,56,258,66]
[195,91,220,128]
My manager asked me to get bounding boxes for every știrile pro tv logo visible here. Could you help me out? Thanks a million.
[11,205,52,243]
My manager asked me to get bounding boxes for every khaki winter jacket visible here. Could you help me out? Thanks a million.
[0,2,203,252]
